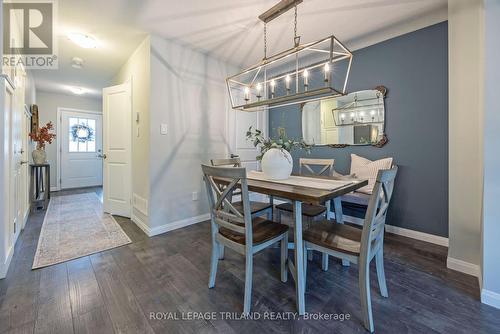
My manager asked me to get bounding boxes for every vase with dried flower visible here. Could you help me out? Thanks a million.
[29,121,56,164]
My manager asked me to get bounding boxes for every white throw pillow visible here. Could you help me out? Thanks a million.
[350,154,393,194]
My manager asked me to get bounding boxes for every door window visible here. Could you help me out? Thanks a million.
[69,117,96,152]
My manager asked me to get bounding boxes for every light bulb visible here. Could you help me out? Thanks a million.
[270,79,276,97]
[303,69,309,88]
[370,110,376,116]
[285,75,291,92]
[256,83,262,98]
[244,87,250,101]
[324,63,330,83]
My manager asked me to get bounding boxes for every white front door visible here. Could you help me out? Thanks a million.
[60,109,103,189]
[102,82,132,217]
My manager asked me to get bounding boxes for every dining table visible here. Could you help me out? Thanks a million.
[216,170,368,315]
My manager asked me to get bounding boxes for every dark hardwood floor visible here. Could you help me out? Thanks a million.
[1,187,499,334]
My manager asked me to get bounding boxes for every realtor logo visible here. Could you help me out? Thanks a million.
[2,0,58,69]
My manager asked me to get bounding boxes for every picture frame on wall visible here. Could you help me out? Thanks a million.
[31,104,39,133]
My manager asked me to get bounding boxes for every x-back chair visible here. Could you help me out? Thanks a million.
[210,158,273,219]
[303,166,398,333]
[276,158,335,261]
[210,157,274,260]
[202,164,289,314]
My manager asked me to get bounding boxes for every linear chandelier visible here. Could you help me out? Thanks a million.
[226,0,353,112]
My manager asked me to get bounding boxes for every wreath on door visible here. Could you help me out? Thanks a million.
[70,123,94,143]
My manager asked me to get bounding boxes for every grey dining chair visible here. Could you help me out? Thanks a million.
[276,158,335,261]
[210,157,274,219]
[202,164,289,314]
[303,166,398,333]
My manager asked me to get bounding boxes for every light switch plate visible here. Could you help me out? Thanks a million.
[160,123,168,135]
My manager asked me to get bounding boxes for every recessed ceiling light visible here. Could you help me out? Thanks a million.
[68,86,87,95]
[68,32,98,48]
[71,57,84,69]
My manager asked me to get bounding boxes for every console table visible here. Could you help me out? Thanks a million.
[30,163,50,211]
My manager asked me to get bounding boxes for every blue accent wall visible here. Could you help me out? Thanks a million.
[269,22,449,237]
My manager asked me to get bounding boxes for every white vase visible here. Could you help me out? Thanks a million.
[261,148,293,180]
[32,148,47,164]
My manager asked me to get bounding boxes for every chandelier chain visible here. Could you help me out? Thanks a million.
[294,4,298,39]
[264,22,267,59]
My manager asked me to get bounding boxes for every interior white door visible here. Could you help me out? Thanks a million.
[4,76,20,251]
[60,110,103,189]
[102,83,132,217]
[227,109,268,170]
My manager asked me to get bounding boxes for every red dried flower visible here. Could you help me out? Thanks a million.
[29,121,56,149]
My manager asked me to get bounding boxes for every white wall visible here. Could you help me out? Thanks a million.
[481,0,500,309]
[447,0,484,275]
[148,36,235,232]
[36,91,101,189]
[112,36,151,226]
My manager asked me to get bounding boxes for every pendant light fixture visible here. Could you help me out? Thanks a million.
[226,0,353,112]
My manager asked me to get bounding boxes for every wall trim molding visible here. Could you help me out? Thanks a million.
[344,215,449,247]
[132,213,210,237]
[0,245,14,279]
[481,289,500,310]
[446,256,481,278]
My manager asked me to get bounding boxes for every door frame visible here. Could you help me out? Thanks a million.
[56,107,102,191]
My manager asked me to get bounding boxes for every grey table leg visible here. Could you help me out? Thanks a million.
[322,200,332,271]
[44,166,50,208]
[334,197,350,267]
[293,200,306,315]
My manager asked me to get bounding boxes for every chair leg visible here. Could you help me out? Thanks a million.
[218,244,225,260]
[306,217,313,261]
[243,251,253,314]
[359,259,374,333]
[322,253,329,271]
[303,244,308,291]
[277,209,282,223]
[375,249,388,297]
[267,207,273,220]
[280,234,288,283]
[208,240,219,288]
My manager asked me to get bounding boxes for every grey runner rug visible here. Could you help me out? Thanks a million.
[32,192,131,269]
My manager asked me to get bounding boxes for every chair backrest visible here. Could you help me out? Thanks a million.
[201,164,253,247]
[210,157,241,167]
[360,166,398,258]
[299,158,335,177]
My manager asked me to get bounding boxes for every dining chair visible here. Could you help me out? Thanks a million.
[211,157,275,260]
[210,157,273,219]
[276,158,334,260]
[202,164,289,314]
[303,166,398,333]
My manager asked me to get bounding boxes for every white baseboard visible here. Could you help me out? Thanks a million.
[447,256,481,278]
[131,213,150,236]
[481,289,500,310]
[132,213,210,237]
[0,245,14,279]
[343,214,449,247]
[50,186,59,192]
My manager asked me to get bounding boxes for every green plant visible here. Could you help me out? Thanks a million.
[246,126,311,160]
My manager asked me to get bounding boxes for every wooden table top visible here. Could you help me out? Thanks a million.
[215,174,368,205]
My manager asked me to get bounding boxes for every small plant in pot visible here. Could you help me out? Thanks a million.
[29,121,56,164]
[246,126,311,180]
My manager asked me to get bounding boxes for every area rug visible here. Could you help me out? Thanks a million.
[32,192,131,269]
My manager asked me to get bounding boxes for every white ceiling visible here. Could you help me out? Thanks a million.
[32,0,447,99]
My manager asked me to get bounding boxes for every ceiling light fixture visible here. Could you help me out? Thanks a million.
[71,57,84,69]
[68,32,98,48]
[68,86,87,95]
[226,0,352,111]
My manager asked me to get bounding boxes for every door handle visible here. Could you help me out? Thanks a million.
[20,161,29,165]
[230,154,239,158]
[97,153,107,159]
